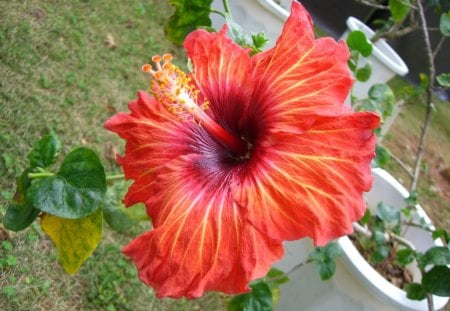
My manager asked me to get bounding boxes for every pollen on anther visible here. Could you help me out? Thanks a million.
[141,64,152,73]
[154,71,163,80]
[152,55,162,63]
[163,54,173,62]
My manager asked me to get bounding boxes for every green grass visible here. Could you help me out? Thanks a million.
[384,77,450,230]
[0,0,223,310]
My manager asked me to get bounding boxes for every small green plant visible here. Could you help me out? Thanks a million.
[352,201,450,300]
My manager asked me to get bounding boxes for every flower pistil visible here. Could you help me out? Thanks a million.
[142,54,247,156]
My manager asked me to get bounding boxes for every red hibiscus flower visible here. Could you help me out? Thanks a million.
[105,2,380,299]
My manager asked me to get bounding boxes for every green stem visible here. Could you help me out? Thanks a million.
[264,259,312,284]
[28,172,54,179]
[210,9,226,19]
[222,0,232,19]
[106,174,125,181]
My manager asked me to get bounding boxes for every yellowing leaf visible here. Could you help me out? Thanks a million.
[41,209,102,274]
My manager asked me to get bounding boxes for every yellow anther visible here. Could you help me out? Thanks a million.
[152,55,162,63]
[142,64,152,73]
[163,54,173,62]
[163,62,172,71]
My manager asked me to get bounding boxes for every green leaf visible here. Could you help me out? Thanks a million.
[3,169,40,231]
[405,191,418,206]
[418,247,450,269]
[395,248,416,266]
[369,83,395,119]
[432,228,450,244]
[6,255,17,266]
[359,84,395,121]
[370,245,389,263]
[1,241,13,251]
[252,32,269,50]
[309,241,343,280]
[389,0,412,23]
[227,282,273,311]
[422,266,450,297]
[440,11,450,36]
[103,180,147,232]
[265,268,289,305]
[374,145,391,167]
[315,257,336,280]
[401,207,412,218]
[377,202,400,224]
[164,0,213,45]
[369,83,395,103]
[41,208,103,274]
[404,283,427,300]
[359,208,371,225]
[373,229,387,245]
[27,148,106,219]
[348,53,358,72]
[358,235,373,250]
[346,30,373,57]
[266,268,289,285]
[436,73,450,87]
[356,63,372,82]
[27,133,61,169]
[3,202,40,232]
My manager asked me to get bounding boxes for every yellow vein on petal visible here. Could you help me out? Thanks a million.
[258,31,310,80]
[177,197,214,277]
[272,64,342,100]
[267,161,343,208]
[275,151,355,164]
[270,47,315,86]
[252,173,309,226]
[275,86,338,108]
[275,154,355,192]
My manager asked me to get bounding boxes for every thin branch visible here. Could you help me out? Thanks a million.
[210,9,226,19]
[426,293,435,311]
[353,0,389,10]
[389,151,414,178]
[265,259,313,283]
[403,221,434,232]
[221,0,232,19]
[386,24,418,38]
[432,36,446,59]
[373,23,419,41]
[286,259,313,275]
[106,174,125,181]
[410,0,436,193]
[353,223,416,250]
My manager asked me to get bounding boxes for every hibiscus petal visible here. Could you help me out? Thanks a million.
[250,1,353,131]
[104,91,209,207]
[233,112,380,246]
[184,26,252,134]
[123,154,283,298]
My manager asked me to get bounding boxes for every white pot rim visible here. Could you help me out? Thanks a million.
[338,168,448,310]
[346,17,409,76]
[256,0,290,20]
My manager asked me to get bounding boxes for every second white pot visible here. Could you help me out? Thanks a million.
[341,17,409,99]
[274,168,448,311]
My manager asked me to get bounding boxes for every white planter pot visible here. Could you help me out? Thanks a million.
[341,17,409,99]
[274,168,448,311]
[211,0,291,47]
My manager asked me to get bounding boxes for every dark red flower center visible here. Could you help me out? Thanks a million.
[143,54,253,161]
